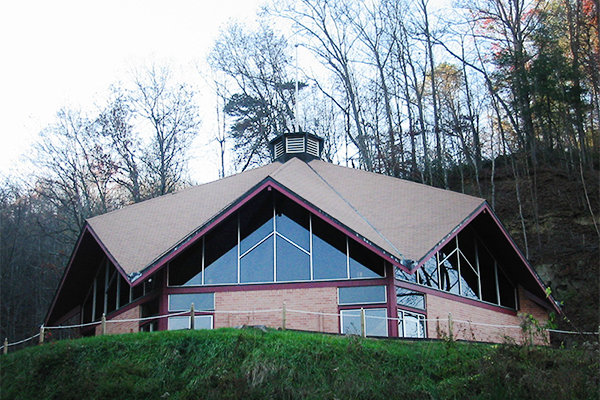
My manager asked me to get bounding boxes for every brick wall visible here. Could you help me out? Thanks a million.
[426,286,549,344]
[214,287,339,333]
[96,306,140,336]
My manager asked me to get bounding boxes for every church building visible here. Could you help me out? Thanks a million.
[45,132,559,344]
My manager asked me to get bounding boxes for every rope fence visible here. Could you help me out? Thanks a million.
[2,304,598,354]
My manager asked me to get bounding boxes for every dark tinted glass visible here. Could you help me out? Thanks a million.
[276,236,310,281]
[457,228,479,299]
[312,217,348,280]
[478,240,498,304]
[349,240,384,278]
[498,268,516,309]
[275,196,310,251]
[169,240,203,286]
[240,192,273,254]
[204,216,238,285]
[118,275,130,307]
[240,235,274,283]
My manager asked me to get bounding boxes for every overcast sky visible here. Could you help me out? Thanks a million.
[0,0,266,183]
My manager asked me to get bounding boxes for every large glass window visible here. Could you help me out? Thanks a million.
[338,286,387,305]
[398,310,426,338]
[396,228,516,309]
[276,236,310,281]
[396,287,425,310]
[168,293,214,312]
[168,191,385,287]
[204,217,238,285]
[168,315,213,330]
[340,308,388,337]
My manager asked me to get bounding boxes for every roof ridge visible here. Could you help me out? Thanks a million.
[304,161,408,262]
[310,160,484,202]
[88,162,279,223]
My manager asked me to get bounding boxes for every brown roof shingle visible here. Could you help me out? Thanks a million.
[88,158,485,276]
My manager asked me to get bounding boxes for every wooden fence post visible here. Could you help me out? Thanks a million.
[282,302,287,330]
[361,308,366,338]
[39,326,45,344]
[3,338,7,355]
[101,313,107,335]
[190,303,195,330]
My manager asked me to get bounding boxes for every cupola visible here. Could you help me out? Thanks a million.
[268,132,324,163]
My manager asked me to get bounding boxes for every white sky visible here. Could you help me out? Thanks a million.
[0,0,266,183]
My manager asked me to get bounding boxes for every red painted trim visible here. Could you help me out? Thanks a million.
[482,204,561,314]
[386,263,399,337]
[158,269,169,331]
[394,279,518,316]
[134,180,277,285]
[86,225,131,284]
[163,278,388,295]
[134,179,402,287]
[338,304,388,310]
[105,291,160,321]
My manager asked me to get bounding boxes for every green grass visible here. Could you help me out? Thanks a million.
[1,328,598,399]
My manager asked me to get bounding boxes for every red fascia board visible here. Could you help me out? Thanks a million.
[395,279,518,316]
[412,202,487,272]
[163,277,388,295]
[134,178,405,286]
[482,204,561,314]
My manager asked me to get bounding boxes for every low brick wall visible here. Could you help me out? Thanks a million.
[214,287,339,333]
[426,286,549,344]
[96,306,140,336]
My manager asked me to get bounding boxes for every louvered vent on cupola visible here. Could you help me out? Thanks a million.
[269,132,324,163]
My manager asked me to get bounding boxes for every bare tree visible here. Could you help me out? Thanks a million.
[129,63,201,196]
[209,21,300,172]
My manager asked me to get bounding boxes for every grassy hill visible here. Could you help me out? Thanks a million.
[1,328,598,400]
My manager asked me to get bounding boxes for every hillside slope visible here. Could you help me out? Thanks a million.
[452,164,599,338]
[1,329,598,400]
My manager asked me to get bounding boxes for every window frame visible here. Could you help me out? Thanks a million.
[340,308,389,337]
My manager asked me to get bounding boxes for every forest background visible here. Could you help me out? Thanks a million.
[1,0,598,345]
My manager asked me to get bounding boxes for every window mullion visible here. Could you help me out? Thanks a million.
[273,203,277,282]
[494,260,500,305]
[201,236,205,286]
[92,276,97,321]
[309,214,313,281]
[103,259,109,315]
[475,239,482,300]
[346,237,350,279]
[237,212,240,285]
[456,236,462,295]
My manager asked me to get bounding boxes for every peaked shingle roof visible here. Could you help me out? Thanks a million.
[88,158,485,277]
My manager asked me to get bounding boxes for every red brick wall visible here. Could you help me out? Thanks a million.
[425,286,549,344]
[96,306,140,335]
[214,287,339,333]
